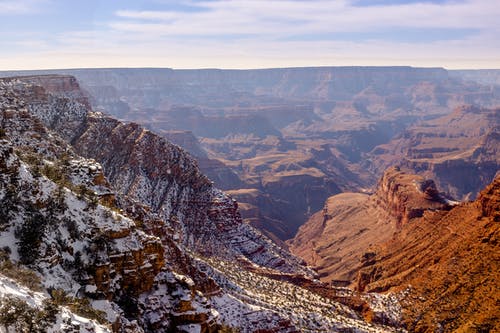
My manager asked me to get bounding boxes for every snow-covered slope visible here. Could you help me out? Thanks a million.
[0,273,111,333]
[0,76,404,332]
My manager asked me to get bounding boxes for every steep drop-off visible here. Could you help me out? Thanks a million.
[289,167,451,283]
[0,75,403,332]
[356,176,500,332]
[370,105,500,200]
[4,67,500,241]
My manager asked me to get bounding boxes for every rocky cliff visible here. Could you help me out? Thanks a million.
[0,78,218,332]
[4,66,500,242]
[355,175,500,332]
[373,167,451,227]
[0,75,402,332]
[289,167,452,283]
[369,105,500,200]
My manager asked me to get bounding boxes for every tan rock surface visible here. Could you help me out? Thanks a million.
[289,167,450,283]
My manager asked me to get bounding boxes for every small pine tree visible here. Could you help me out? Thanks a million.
[16,205,47,266]
[64,217,80,240]
[0,295,20,332]
[45,186,67,221]
[0,184,19,229]
[0,296,35,332]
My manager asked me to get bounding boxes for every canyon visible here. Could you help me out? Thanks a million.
[3,66,499,241]
[0,74,405,332]
[291,166,499,332]
[0,67,498,332]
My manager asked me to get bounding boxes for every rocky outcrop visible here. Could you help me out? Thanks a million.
[289,167,452,283]
[370,105,500,200]
[3,75,396,332]
[139,271,218,333]
[373,167,450,227]
[87,228,165,299]
[11,74,90,103]
[354,175,500,332]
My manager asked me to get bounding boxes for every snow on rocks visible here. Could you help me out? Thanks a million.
[138,271,218,332]
[362,289,409,327]
[0,274,111,333]
[195,257,401,332]
[0,75,409,332]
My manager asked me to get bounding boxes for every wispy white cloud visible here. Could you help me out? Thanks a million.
[0,0,49,15]
[1,0,499,70]
[111,0,500,37]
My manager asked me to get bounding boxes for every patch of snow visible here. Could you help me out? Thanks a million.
[92,300,122,323]
[0,274,111,333]
[176,323,201,333]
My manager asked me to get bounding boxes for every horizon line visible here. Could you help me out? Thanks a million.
[1,65,500,72]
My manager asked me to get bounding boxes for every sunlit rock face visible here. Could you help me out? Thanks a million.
[3,66,500,242]
[289,167,451,283]
[0,75,408,332]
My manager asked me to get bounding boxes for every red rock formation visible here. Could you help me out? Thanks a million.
[374,167,450,227]
[355,175,500,331]
[289,167,451,283]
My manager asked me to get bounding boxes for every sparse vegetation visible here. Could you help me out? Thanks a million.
[16,150,42,169]
[76,183,94,200]
[49,288,107,324]
[15,205,49,266]
[0,249,43,291]
[0,295,58,333]
[42,163,70,187]
[195,256,382,332]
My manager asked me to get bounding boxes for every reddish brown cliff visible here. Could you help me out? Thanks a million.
[373,166,450,227]
[356,176,500,332]
[289,167,450,283]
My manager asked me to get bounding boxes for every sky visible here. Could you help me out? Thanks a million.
[0,0,499,70]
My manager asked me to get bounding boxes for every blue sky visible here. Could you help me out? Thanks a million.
[0,0,499,69]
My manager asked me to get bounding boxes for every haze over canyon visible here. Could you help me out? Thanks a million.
[0,66,498,332]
